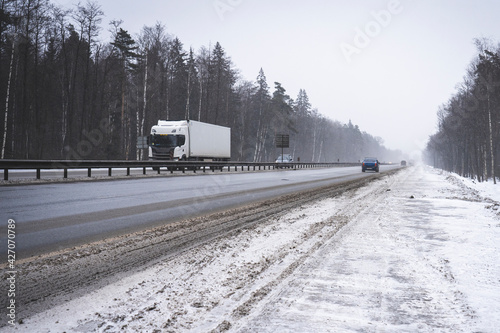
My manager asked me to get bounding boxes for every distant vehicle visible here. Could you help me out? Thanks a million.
[148,120,230,162]
[401,160,407,166]
[362,157,379,172]
[275,154,293,163]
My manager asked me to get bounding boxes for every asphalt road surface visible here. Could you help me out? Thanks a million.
[0,166,400,260]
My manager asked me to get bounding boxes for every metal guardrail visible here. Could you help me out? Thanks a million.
[0,160,361,181]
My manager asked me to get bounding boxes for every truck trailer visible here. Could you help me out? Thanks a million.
[148,120,231,161]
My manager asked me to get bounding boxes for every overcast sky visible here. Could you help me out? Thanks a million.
[56,0,500,157]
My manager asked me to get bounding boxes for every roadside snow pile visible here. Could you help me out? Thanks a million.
[3,165,499,332]
[460,175,500,219]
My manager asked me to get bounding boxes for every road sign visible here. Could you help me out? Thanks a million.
[137,136,148,149]
[275,134,289,148]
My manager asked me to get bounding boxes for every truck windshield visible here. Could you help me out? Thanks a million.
[151,134,177,148]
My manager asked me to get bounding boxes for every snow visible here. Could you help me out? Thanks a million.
[3,165,499,332]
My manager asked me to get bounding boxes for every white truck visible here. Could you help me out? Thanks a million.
[148,120,231,161]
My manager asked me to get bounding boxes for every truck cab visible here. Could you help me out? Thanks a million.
[148,120,189,161]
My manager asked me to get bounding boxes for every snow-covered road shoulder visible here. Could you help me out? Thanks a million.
[4,166,499,332]
[234,166,500,332]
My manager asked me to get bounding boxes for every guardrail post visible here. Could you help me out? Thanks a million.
[143,167,146,175]
[4,169,8,181]
[88,168,92,177]
[127,167,130,176]
[36,169,41,179]
[64,169,68,178]
[108,168,112,177]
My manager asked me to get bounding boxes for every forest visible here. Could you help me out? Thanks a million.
[425,39,500,183]
[0,0,401,162]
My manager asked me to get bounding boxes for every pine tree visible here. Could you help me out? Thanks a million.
[167,37,187,120]
[111,28,138,159]
[208,42,234,124]
[252,68,270,161]
[295,89,311,117]
[271,82,294,133]
[185,48,199,120]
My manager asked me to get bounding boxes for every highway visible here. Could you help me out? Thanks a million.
[0,165,400,260]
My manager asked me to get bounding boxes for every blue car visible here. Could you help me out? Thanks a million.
[362,158,379,172]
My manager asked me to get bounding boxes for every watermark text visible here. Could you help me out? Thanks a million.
[214,0,243,21]
[6,219,17,326]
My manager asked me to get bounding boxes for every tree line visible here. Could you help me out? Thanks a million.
[1,0,401,162]
[425,39,499,183]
